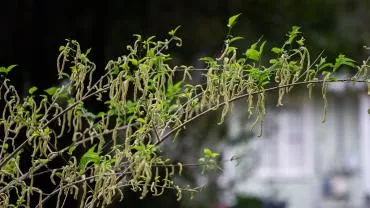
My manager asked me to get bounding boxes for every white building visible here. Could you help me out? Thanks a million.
[221,84,370,208]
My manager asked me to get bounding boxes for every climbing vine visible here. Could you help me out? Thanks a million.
[0,14,369,207]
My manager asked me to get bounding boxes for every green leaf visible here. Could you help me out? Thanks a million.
[245,39,265,61]
[146,36,156,43]
[319,63,334,71]
[68,145,77,155]
[28,86,38,94]
[133,34,142,41]
[203,148,220,158]
[7,65,17,72]
[31,130,41,137]
[200,57,217,67]
[259,41,266,56]
[44,87,58,96]
[333,54,356,71]
[198,157,205,164]
[67,98,75,104]
[168,25,181,36]
[136,118,146,124]
[82,111,96,121]
[296,37,305,46]
[97,112,106,117]
[0,65,17,74]
[286,26,301,45]
[60,72,70,78]
[250,42,258,50]
[130,59,139,66]
[269,59,277,64]
[167,81,183,99]
[318,57,327,66]
[168,104,180,113]
[228,36,244,44]
[271,47,282,54]
[227,13,242,28]
[70,66,77,72]
[204,148,212,156]
[1,143,8,150]
[85,48,92,56]
[79,144,101,172]
[246,49,260,61]
[44,127,51,135]
[112,66,120,75]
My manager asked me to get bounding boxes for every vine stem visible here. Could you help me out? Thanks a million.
[156,79,367,145]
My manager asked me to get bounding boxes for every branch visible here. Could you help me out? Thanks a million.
[0,85,110,170]
[156,79,367,145]
[34,167,131,208]
[0,122,131,194]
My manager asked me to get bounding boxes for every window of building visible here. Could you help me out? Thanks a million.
[257,102,314,179]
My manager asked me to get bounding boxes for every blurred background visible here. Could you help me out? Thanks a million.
[1,0,370,207]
